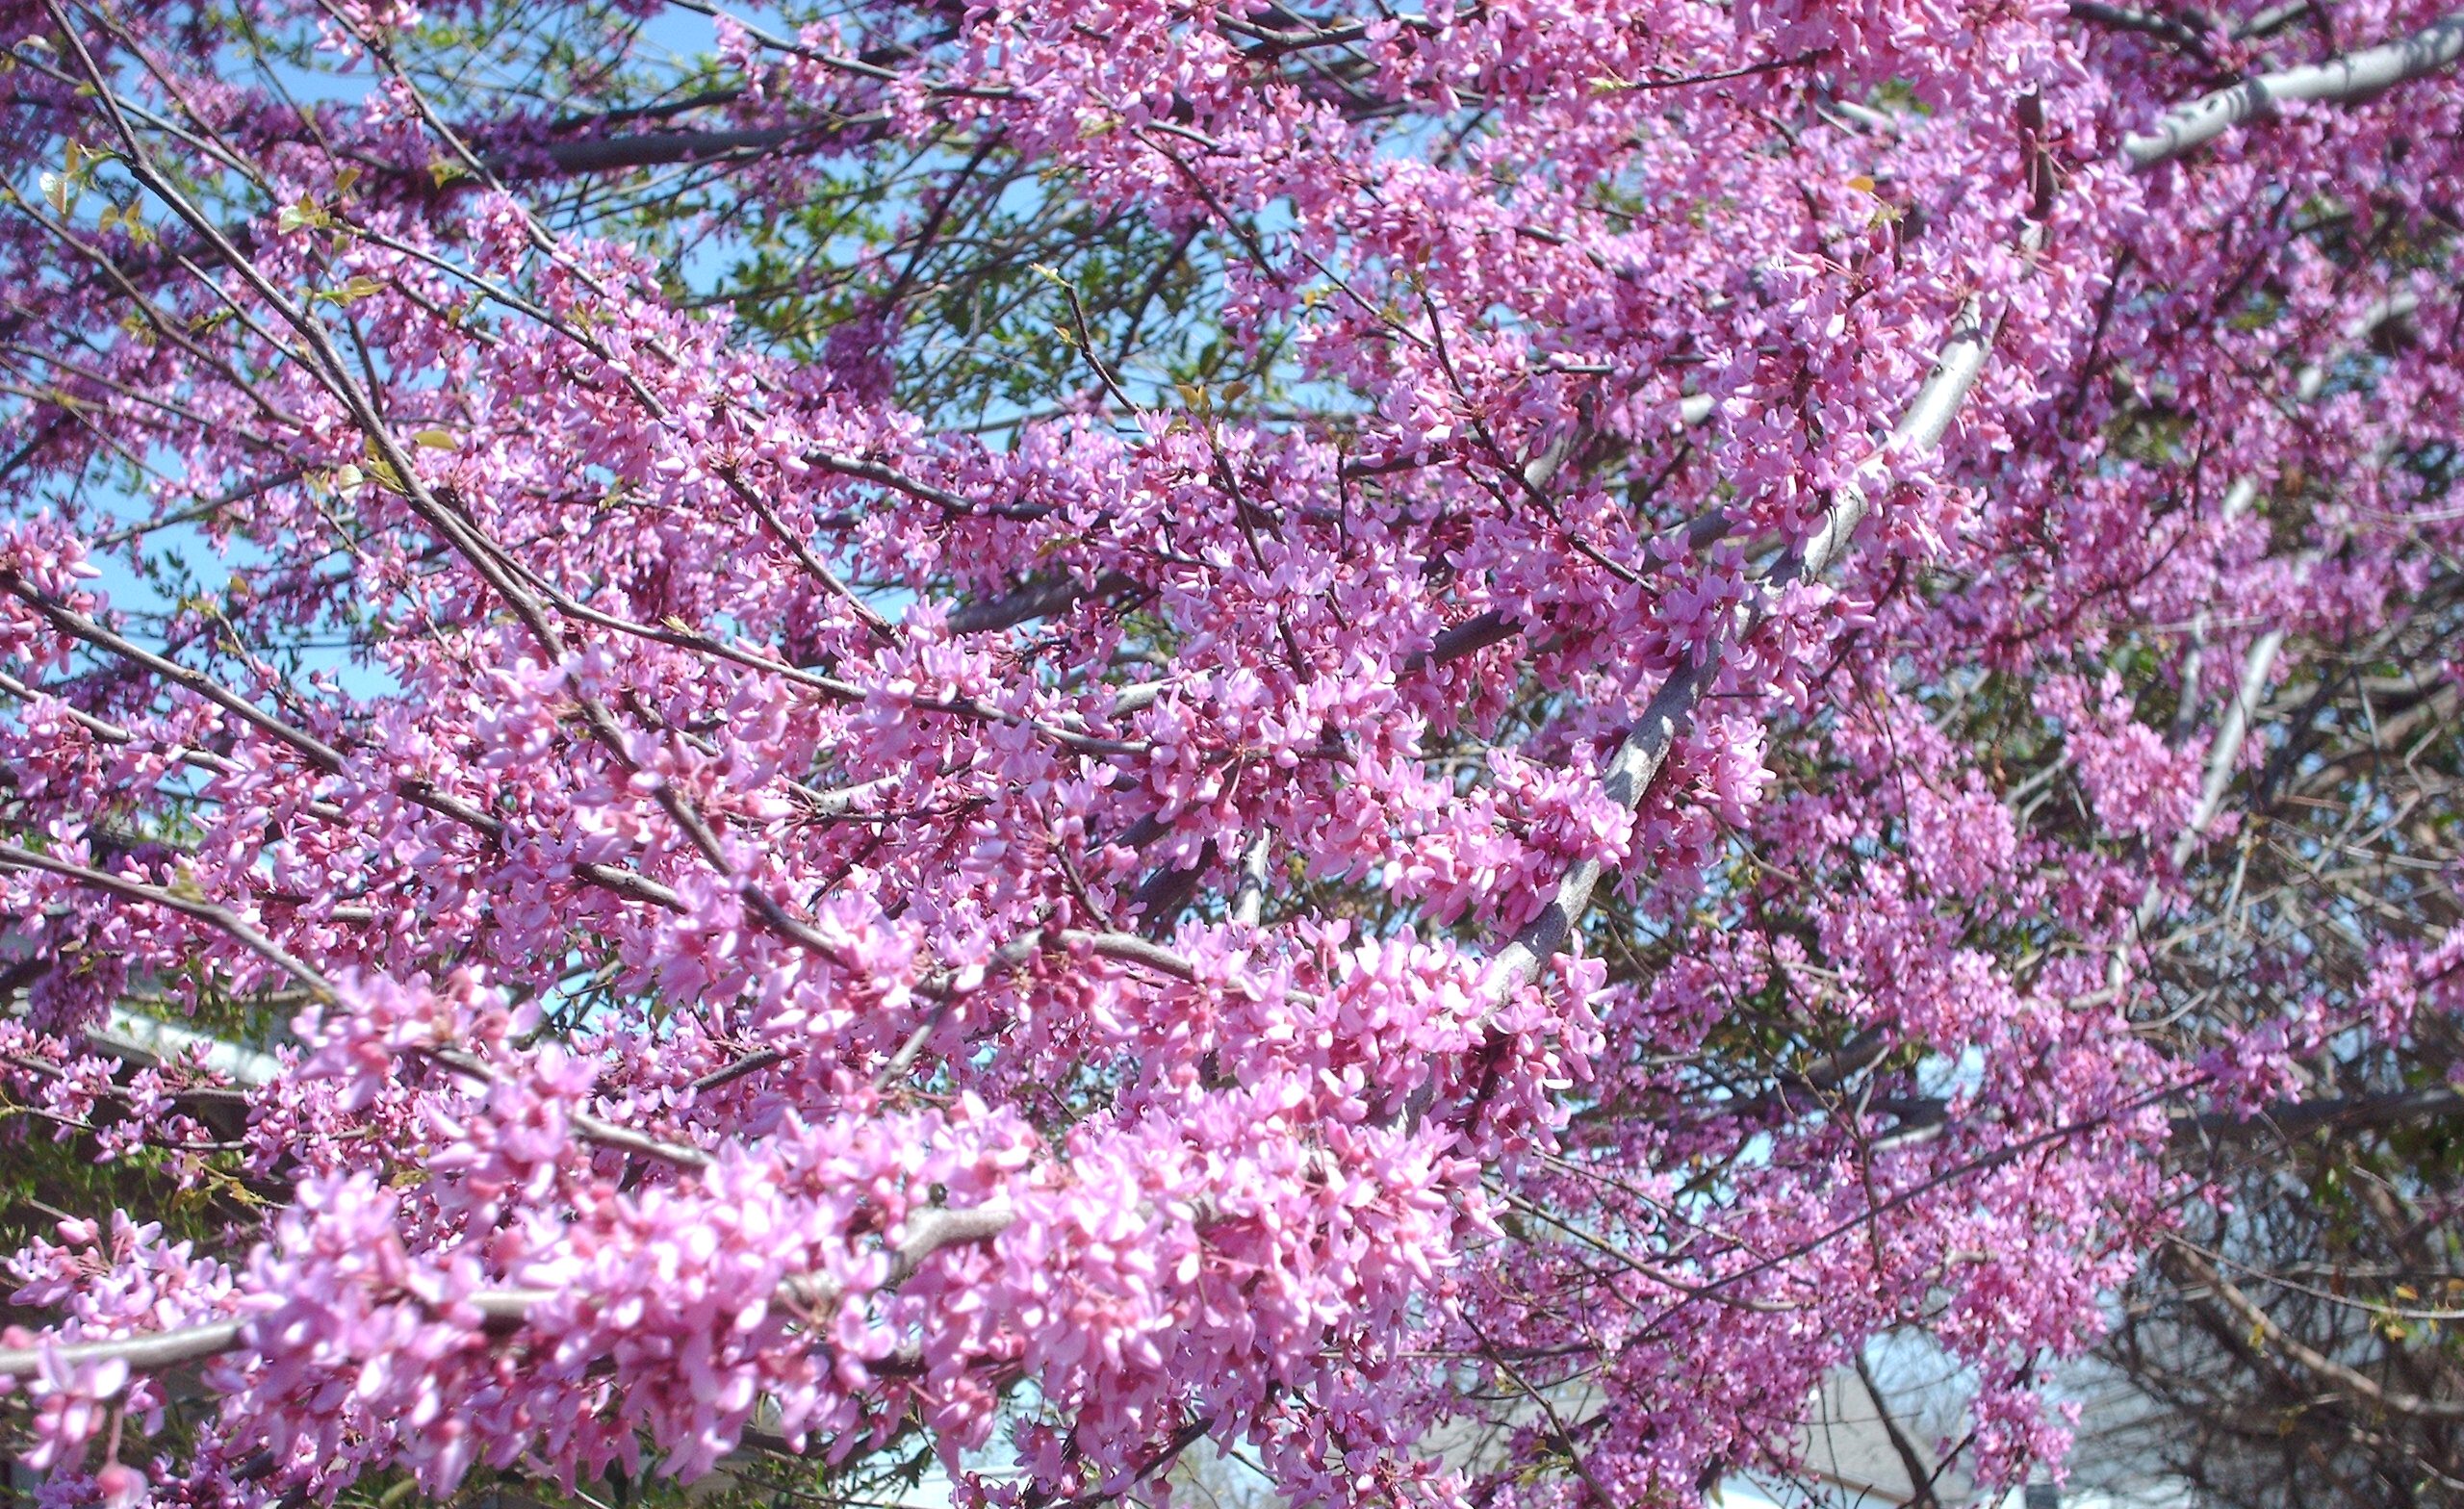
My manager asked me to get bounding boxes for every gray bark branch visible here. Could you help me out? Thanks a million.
[2126,11,2464,167]
[0,1204,1014,1381]
[1485,300,1997,998]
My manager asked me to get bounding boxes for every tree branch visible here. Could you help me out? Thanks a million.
[1485,298,1998,997]
[949,572,1136,635]
[0,1203,1015,1381]
[2172,1086,2464,1147]
[0,843,335,999]
[2169,1240,2464,1419]
[489,119,886,177]
[1852,1347,1944,1508]
[2068,1,2221,64]
[2125,10,2464,167]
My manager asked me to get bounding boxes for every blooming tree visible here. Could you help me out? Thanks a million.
[0,0,2459,1504]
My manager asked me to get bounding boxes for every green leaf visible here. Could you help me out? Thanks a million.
[363,455,405,494]
[276,197,332,235]
[312,275,384,305]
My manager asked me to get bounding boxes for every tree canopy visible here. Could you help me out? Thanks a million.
[0,0,2460,1505]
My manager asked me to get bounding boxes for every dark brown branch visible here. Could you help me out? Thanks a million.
[489,120,886,177]
[2173,1086,2464,1147]
[2068,1,2221,64]
[0,842,334,999]
[1852,1348,1945,1508]
[2170,1241,2464,1419]
[949,573,1136,635]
